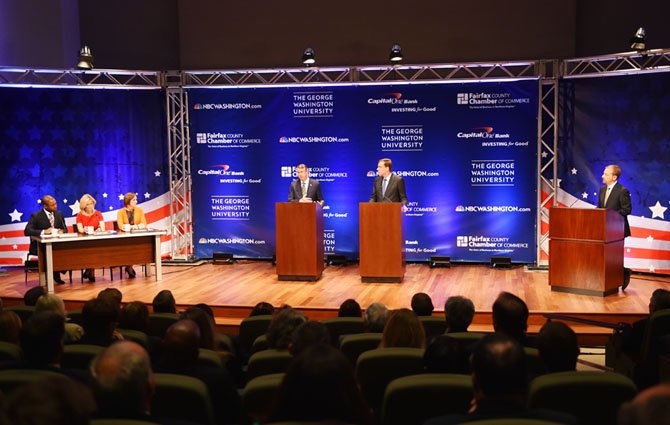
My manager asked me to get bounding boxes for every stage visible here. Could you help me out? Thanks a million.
[1,261,667,344]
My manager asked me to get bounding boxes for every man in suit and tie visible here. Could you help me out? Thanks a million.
[288,163,324,205]
[370,158,408,212]
[598,164,633,290]
[24,194,69,285]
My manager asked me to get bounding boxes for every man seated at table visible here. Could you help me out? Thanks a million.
[24,195,69,285]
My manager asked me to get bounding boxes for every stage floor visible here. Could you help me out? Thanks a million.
[2,261,666,324]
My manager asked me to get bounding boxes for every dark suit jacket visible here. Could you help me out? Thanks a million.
[598,182,632,237]
[288,178,324,203]
[24,209,68,255]
[370,173,408,205]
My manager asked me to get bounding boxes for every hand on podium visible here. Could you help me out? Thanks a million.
[401,204,408,213]
[299,197,313,203]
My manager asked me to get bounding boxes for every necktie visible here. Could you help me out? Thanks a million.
[301,181,307,198]
[48,213,54,227]
[604,187,612,205]
[382,178,388,198]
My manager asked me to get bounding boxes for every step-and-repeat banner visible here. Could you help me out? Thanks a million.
[189,80,539,262]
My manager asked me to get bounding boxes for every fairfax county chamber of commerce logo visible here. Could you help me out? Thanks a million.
[281,166,348,182]
[195,132,262,148]
[193,103,262,110]
[457,235,528,249]
[456,92,531,108]
[457,126,510,139]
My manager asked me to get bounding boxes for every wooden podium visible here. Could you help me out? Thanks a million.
[359,202,405,283]
[275,202,324,281]
[549,207,625,296]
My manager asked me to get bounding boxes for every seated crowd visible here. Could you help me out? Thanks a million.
[0,287,668,425]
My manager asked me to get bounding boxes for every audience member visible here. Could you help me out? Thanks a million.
[423,335,470,374]
[266,308,307,350]
[444,296,475,333]
[618,383,670,425]
[152,289,177,314]
[35,293,84,343]
[119,301,150,332]
[23,285,46,306]
[425,333,577,424]
[338,298,362,318]
[78,298,121,346]
[492,291,532,346]
[380,308,425,349]
[269,343,373,425]
[364,302,389,332]
[289,320,330,356]
[621,289,670,358]
[537,320,580,373]
[0,375,96,425]
[155,319,240,424]
[97,287,123,308]
[249,301,274,317]
[180,306,217,350]
[0,310,22,344]
[411,292,435,316]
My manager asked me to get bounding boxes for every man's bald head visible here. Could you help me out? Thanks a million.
[619,384,670,425]
[161,319,201,365]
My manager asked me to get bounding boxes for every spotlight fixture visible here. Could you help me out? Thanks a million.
[76,45,94,70]
[429,256,451,268]
[630,27,646,51]
[212,252,235,265]
[490,256,512,269]
[389,44,403,62]
[302,47,316,66]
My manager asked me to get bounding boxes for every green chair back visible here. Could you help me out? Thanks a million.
[0,341,22,363]
[239,315,273,361]
[153,373,215,425]
[246,349,293,381]
[321,317,366,346]
[381,373,473,425]
[529,371,637,425]
[339,333,382,365]
[61,344,104,370]
[0,369,63,394]
[147,313,179,338]
[242,373,285,425]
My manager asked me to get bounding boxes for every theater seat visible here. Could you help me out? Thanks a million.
[321,317,366,346]
[61,344,104,370]
[529,370,637,425]
[419,316,447,343]
[339,333,382,365]
[152,373,214,425]
[246,349,293,381]
[146,312,179,338]
[0,341,22,363]
[238,315,272,362]
[242,373,285,425]
[0,369,63,394]
[381,373,473,425]
[355,347,424,415]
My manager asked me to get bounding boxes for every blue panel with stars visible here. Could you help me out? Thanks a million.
[0,87,168,223]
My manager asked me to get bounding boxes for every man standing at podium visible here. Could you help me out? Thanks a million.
[370,158,408,212]
[288,163,324,206]
[599,164,632,290]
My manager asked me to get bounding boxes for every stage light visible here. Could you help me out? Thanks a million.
[77,45,94,70]
[302,47,316,66]
[490,256,512,269]
[326,253,347,266]
[630,27,646,51]
[212,252,235,265]
[429,256,451,268]
[389,44,403,63]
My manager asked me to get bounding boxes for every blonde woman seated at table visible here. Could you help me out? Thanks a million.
[76,193,105,282]
[116,192,147,278]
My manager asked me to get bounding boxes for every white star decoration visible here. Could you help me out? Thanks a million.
[581,192,588,199]
[571,168,577,175]
[649,201,667,219]
[627,248,631,253]
[649,265,656,273]
[109,206,113,211]
[541,151,548,158]
[144,192,151,199]
[102,193,108,198]
[118,194,124,201]
[9,209,23,222]
[12,244,17,250]
[154,170,161,177]
[63,199,67,204]
[37,199,41,204]
[550,178,562,187]
[69,200,80,216]
[647,235,655,243]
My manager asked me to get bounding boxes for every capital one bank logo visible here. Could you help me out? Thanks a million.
[457,93,469,105]
[456,236,469,247]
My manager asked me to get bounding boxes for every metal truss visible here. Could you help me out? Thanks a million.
[0,67,162,88]
[166,86,194,261]
[562,48,670,79]
[182,60,543,87]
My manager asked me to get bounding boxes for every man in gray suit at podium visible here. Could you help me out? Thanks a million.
[598,164,633,290]
[288,163,324,206]
[370,158,408,212]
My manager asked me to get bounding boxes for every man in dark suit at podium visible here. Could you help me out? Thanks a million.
[598,164,633,290]
[370,158,408,212]
[24,194,69,285]
[288,163,324,206]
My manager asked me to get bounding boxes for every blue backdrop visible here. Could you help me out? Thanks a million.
[189,80,539,262]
